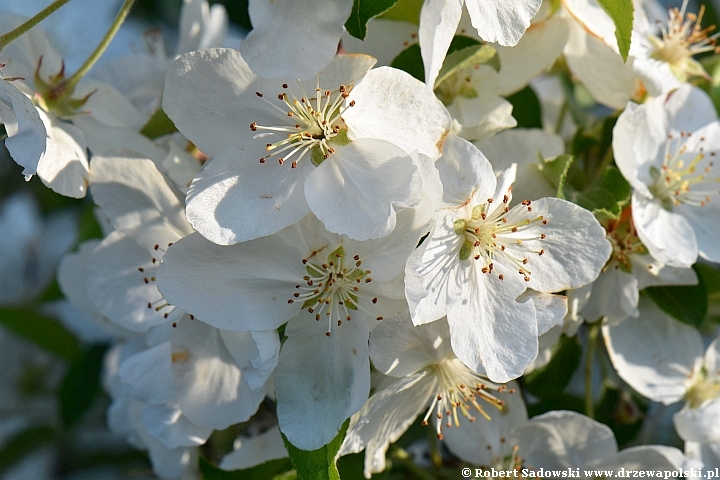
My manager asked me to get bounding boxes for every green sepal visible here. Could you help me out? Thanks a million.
[345,268,366,282]
[281,419,350,480]
[306,265,325,278]
[453,219,467,235]
[459,241,473,261]
[472,204,485,220]
[327,245,345,262]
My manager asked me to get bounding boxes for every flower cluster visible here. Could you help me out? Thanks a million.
[1,0,720,478]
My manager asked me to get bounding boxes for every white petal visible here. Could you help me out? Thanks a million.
[678,203,720,264]
[519,291,568,335]
[178,0,228,54]
[522,198,612,292]
[35,111,89,199]
[632,193,698,268]
[674,400,720,443]
[0,81,45,177]
[418,0,464,87]
[241,0,353,79]
[118,342,174,405]
[341,371,434,478]
[220,426,288,470]
[600,445,682,472]
[344,66,452,159]
[602,297,701,404]
[157,232,305,331]
[185,147,312,245]
[448,95,516,142]
[465,0,542,46]
[512,410,617,469]
[220,330,280,391]
[436,135,496,207]
[305,139,420,240]
[581,266,639,324]
[89,155,190,235]
[276,312,370,450]
[87,230,181,332]
[142,403,212,448]
[448,262,538,382]
[171,316,266,429]
[370,312,453,377]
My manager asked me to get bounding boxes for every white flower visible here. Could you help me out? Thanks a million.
[406,135,610,381]
[85,154,194,332]
[603,297,720,443]
[0,193,77,305]
[341,312,525,478]
[163,50,451,243]
[613,84,720,267]
[156,214,423,450]
[578,206,697,324]
[220,426,288,471]
[419,0,543,87]
[513,410,684,473]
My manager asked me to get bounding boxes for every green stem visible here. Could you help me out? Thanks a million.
[584,322,600,418]
[554,100,568,135]
[63,0,136,91]
[0,0,72,51]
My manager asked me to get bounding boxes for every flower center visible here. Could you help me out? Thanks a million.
[649,132,720,210]
[33,57,94,119]
[602,206,647,273]
[249,75,355,168]
[649,1,720,81]
[421,357,508,440]
[686,367,720,408]
[454,195,547,282]
[288,245,379,336]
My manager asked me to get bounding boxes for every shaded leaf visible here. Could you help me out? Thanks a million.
[0,307,82,361]
[379,0,423,23]
[434,44,499,88]
[282,420,349,480]
[645,265,708,328]
[390,43,423,82]
[524,334,582,398]
[537,154,574,199]
[345,0,401,40]
[568,167,631,221]
[505,86,542,129]
[59,344,108,426]
[140,108,177,140]
[0,425,56,475]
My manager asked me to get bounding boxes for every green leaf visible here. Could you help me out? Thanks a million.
[140,108,177,140]
[379,0,423,23]
[523,334,582,398]
[0,425,56,474]
[282,420,349,480]
[390,43,424,82]
[695,263,720,299]
[505,86,543,129]
[567,167,631,221]
[59,345,108,426]
[537,154,574,199]
[199,456,295,480]
[645,265,708,328]
[345,0,401,40]
[595,0,634,61]
[0,307,82,361]
[434,44,499,88]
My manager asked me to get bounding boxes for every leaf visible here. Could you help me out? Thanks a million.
[645,265,708,328]
[140,108,177,140]
[537,154,574,199]
[199,456,295,480]
[434,44,499,88]
[379,0,423,23]
[0,425,56,475]
[505,86,543,129]
[0,307,82,361]
[567,167,631,221]
[523,334,582,398]
[59,344,108,426]
[282,420,349,480]
[345,0,402,40]
[390,43,424,82]
[595,0,634,61]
